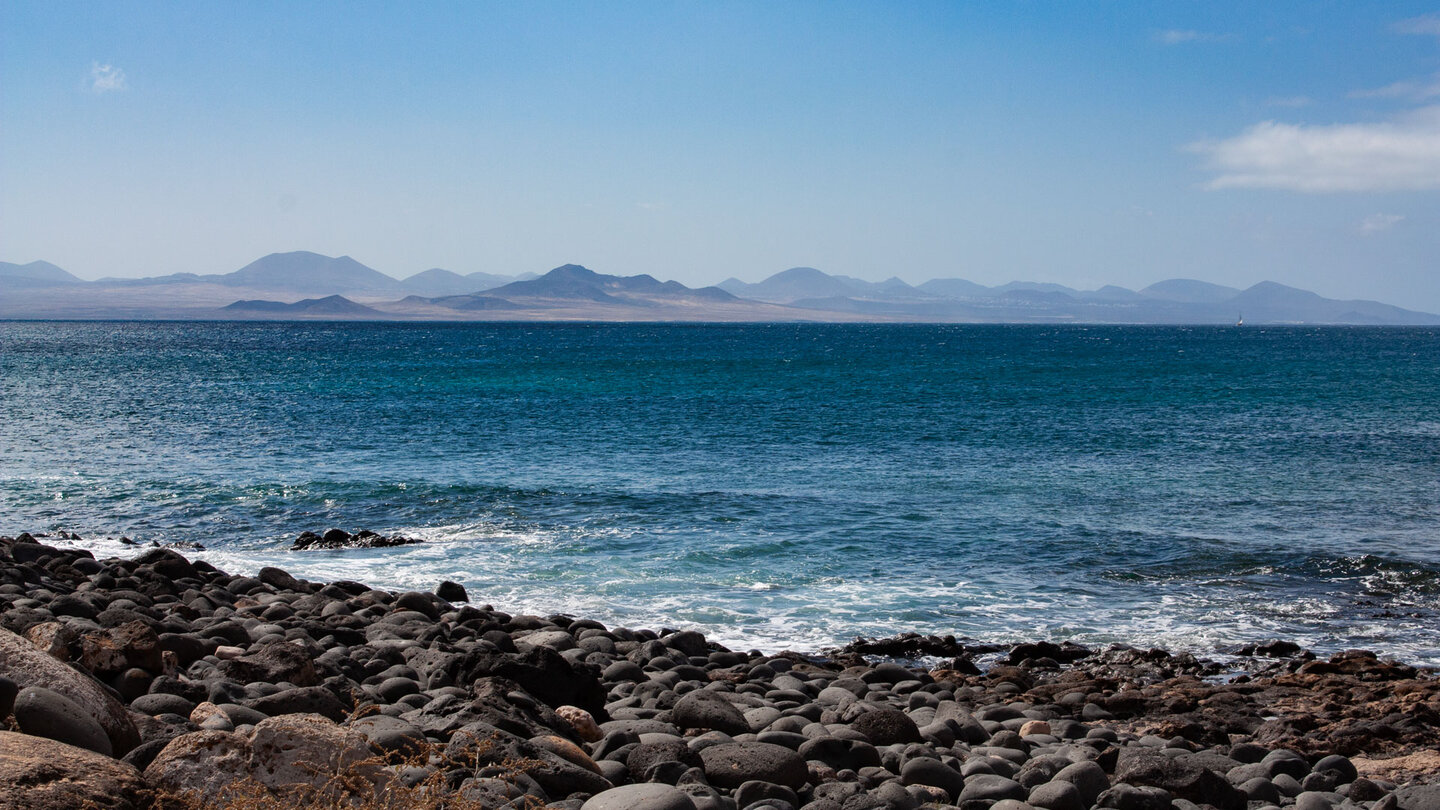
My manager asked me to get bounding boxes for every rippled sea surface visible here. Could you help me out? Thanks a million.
[2,321,1438,662]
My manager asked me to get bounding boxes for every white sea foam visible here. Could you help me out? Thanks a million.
[19,489,1440,666]
[19,530,1439,666]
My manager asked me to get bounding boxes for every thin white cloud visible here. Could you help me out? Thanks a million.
[1189,106,1440,192]
[1350,74,1440,102]
[91,62,127,93]
[1155,29,1225,45]
[1359,213,1404,234]
[1393,13,1440,37]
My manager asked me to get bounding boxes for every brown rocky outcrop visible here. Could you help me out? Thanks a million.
[144,730,257,805]
[78,620,165,677]
[0,730,148,810]
[145,713,390,805]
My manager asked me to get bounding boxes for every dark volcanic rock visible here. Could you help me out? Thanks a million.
[1053,760,1111,806]
[0,626,139,755]
[1396,784,1440,810]
[959,774,1028,804]
[131,693,197,717]
[850,706,922,745]
[447,722,612,799]
[219,640,320,686]
[78,620,164,677]
[248,685,348,721]
[1115,749,1245,810]
[132,547,198,580]
[292,528,420,550]
[393,590,443,619]
[1313,753,1358,782]
[899,756,966,798]
[10,541,58,564]
[1008,640,1093,664]
[627,739,704,778]
[352,714,427,759]
[797,736,882,772]
[1096,783,1173,810]
[836,632,1003,660]
[158,631,212,665]
[256,565,305,591]
[436,580,468,602]
[582,783,698,810]
[1232,639,1304,657]
[672,689,750,735]
[1029,779,1086,810]
[662,629,710,658]
[13,686,114,756]
[121,737,174,771]
[700,741,807,790]
[462,645,607,716]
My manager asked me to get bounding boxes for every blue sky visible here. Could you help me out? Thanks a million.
[3,2,1439,309]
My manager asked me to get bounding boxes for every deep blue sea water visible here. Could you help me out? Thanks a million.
[2,321,1438,663]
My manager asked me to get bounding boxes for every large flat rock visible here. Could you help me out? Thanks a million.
[0,730,147,810]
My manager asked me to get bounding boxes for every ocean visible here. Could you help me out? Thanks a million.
[2,321,1437,663]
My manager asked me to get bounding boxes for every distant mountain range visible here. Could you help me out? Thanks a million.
[0,252,541,299]
[0,260,83,288]
[715,265,1437,325]
[2,252,1436,324]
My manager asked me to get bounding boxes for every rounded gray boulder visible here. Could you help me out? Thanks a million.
[582,783,698,810]
[850,705,922,745]
[700,741,807,790]
[1029,779,1085,810]
[960,774,1028,805]
[1053,759,1110,806]
[130,693,197,717]
[14,686,113,756]
[627,739,703,778]
[673,689,750,736]
[900,755,966,799]
[435,580,468,603]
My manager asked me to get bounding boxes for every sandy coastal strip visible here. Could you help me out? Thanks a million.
[0,531,1437,810]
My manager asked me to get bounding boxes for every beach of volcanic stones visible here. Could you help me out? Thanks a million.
[0,533,1438,810]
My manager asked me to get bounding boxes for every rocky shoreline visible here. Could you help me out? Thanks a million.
[0,532,1437,810]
